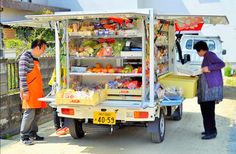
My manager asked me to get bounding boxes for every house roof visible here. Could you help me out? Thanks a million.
[1,0,70,12]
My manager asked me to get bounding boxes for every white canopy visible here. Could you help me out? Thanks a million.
[3,9,228,28]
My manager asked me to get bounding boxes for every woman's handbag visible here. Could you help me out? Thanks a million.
[198,74,223,103]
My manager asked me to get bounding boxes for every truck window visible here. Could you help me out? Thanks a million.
[185,39,193,50]
[193,40,216,51]
[208,40,215,51]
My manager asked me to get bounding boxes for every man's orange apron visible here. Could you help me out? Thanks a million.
[22,60,47,109]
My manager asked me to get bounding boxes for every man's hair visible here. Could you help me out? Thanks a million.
[193,41,209,52]
[31,39,47,49]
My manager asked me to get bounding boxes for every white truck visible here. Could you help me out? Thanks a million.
[174,34,226,76]
[4,9,228,143]
[179,35,225,64]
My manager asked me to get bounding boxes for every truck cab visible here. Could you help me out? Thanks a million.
[179,35,225,65]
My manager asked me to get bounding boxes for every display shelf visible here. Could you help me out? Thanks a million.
[69,32,142,38]
[70,56,142,59]
[69,72,142,77]
[107,95,141,101]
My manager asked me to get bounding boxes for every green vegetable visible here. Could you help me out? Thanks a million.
[112,39,125,56]
[224,66,232,77]
[81,39,98,48]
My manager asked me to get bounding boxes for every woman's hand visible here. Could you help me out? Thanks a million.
[202,66,210,73]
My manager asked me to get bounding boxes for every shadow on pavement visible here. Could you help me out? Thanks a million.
[32,111,233,154]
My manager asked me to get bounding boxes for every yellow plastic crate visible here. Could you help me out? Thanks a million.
[106,87,142,100]
[56,89,107,106]
[158,73,198,98]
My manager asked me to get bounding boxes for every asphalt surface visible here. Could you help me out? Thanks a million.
[1,87,236,154]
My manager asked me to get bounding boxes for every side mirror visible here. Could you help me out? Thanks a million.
[184,54,191,63]
[222,49,226,55]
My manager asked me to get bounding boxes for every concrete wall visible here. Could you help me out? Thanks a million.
[0,57,55,138]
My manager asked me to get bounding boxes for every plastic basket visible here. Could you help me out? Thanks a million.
[158,73,198,98]
[56,89,107,106]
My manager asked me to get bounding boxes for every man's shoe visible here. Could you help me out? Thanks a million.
[201,133,217,140]
[201,131,217,135]
[30,134,44,141]
[21,139,34,145]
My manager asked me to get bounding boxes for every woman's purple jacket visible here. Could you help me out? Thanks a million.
[201,51,225,88]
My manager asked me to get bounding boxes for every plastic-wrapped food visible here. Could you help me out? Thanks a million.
[163,87,183,100]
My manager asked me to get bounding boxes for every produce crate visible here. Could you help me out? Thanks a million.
[56,89,107,106]
[106,88,142,100]
[158,73,198,98]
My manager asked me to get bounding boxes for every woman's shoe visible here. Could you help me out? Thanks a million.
[201,133,217,140]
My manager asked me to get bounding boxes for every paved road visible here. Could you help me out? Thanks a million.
[1,87,236,154]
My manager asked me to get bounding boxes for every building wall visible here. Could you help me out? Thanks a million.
[31,0,48,5]
[1,8,33,22]
[48,0,137,11]
[137,0,236,62]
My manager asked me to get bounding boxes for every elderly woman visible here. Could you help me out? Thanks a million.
[193,41,225,140]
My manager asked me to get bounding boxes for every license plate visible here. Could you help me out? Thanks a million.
[93,111,116,125]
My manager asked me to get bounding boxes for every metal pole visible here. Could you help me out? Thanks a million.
[65,20,70,89]
[149,9,155,107]
[142,18,146,103]
[55,21,61,92]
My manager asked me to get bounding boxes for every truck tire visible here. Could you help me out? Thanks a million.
[172,103,183,121]
[67,119,85,139]
[151,110,165,143]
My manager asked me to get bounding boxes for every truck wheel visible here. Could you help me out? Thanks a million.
[67,119,85,139]
[151,110,165,143]
[172,103,183,121]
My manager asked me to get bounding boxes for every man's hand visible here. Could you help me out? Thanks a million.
[202,66,210,73]
[20,91,29,101]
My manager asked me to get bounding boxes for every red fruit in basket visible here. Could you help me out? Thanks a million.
[106,38,115,43]
[99,38,106,43]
